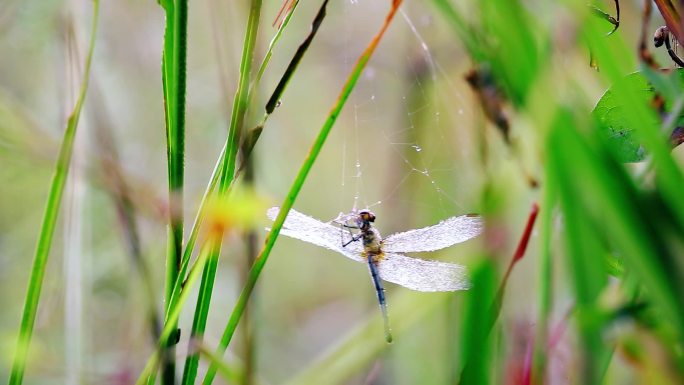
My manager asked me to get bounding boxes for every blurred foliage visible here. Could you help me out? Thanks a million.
[593,69,684,162]
[2,0,684,384]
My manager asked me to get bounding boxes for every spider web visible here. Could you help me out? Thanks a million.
[334,1,476,226]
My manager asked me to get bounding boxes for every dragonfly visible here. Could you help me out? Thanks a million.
[267,206,483,342]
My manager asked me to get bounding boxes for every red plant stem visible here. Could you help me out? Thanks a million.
[503,202,540,285]
[487,203,540,332]
[273,0,295,28]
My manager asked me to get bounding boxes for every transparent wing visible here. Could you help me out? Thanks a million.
[383,215,483,253]
[267,207,363,262]
[377,252,471,292]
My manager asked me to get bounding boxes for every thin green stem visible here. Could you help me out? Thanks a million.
[165,142,225,322]
[219,0,262,193]
[197,343,244,384]
[180,0,262,383]
[239,0,326,170]
[250,0,299,101]
[8,2,100,383]
[159,0,189,382]
[135,239,215,385]
[170,0,301,311]
[532,169,556,384]
[180,245,220,383]
[203,1,404,382]
[170,0,304,294]
[238,0,301,168]
[264,0,328,114]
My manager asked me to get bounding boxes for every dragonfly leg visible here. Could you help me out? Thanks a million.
[342,233,362,247]
[336,221,361,247]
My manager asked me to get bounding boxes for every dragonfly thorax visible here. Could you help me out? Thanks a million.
[362,226,383,258]
[353,210,382,254]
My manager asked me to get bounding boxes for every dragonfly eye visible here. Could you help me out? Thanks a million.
[358,210,376,223]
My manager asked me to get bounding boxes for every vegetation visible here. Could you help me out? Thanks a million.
[1,0,684,384]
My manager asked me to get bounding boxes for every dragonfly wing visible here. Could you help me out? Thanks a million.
[377,252,471,292]
[267,207,363,262]
[383,215,483,253]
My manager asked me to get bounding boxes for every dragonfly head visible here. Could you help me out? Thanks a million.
[357,210,376,230]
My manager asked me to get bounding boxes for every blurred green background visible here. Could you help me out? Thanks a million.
[2,0,684,384]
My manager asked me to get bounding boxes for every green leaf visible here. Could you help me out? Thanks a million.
[592,69,684,162]
[548,106,684,358]
[592,72,652,162]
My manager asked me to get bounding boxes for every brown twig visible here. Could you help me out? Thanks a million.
[640,0,660,68]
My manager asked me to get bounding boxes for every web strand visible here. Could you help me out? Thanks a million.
[337,4,468,220]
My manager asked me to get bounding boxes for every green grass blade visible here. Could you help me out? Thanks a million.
[240,0,327,174]
[218,0,262,193]
[432,0,543,105]
[241,0,327,172]
[180,4,307,380]
[135,239,215,385]
[582,15,684,331]
[160,0,188,205]
[583,13,684,232]
[165,142,225,322]
[8,2,100,383]
[180,245,220,384]
[548,108,684,380]
[203,1,404,383]
[172,0,304,316]
[479,0,541,105]
[239,0,301,167]
[458,259,497,385]
[429,0,484,62]
[251,0,300,101]
[549,112,608,384]
[197,343,244,384]
[532,166,557,383]
[170,0,302,302]
[264,0,329,114]
[159,0,189,381]
[180,0,262,383]
[239,0,302,168]
[160,0,188,306]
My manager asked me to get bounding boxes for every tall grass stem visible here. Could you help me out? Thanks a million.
[8,1,100,383]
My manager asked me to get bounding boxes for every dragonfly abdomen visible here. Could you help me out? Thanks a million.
[367,257,392,343]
